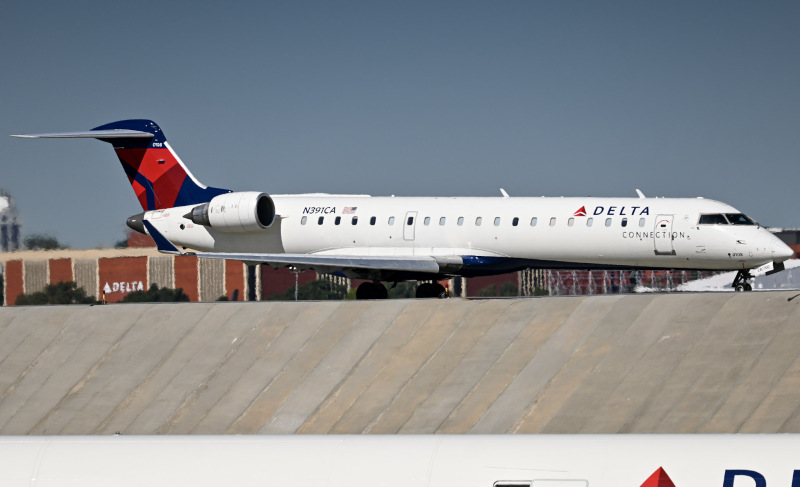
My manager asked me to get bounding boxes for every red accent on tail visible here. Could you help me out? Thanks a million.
[116,148,188,210]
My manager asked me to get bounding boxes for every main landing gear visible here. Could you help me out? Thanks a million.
[732,270,753,292]
[415,282,447,299]
[355,281,388,300]
[355,281,448,299]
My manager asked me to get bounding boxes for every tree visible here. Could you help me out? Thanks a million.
[114,237,129,249]
[265,280,348,301]
[497,282,519,297]
[387,281,417,299]
[15,281,95,305]
[122,284,190,302]
[24,234,66,250]
[477,282,519,297]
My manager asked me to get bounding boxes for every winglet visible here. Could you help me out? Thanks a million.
[143,221,181,254]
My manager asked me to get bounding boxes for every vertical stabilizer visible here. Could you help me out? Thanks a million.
[91,119,230,210]
[13,119,230,211]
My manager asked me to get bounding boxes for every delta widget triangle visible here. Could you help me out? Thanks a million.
[574,206,587,217]
[641,467,676,487]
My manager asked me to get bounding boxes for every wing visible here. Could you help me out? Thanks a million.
[193,251,440,273]
[143,221,442,274]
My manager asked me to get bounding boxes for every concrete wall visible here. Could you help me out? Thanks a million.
[0,291,798,435]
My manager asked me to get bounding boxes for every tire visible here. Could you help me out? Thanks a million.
[356,282,388,299]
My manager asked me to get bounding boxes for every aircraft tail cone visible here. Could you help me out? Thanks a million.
[126,212,146,235]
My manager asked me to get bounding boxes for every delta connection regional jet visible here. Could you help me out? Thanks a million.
[13,119,793,299]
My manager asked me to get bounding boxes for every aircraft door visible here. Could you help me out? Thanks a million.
[404,211,417,241]
[654,214,676,255]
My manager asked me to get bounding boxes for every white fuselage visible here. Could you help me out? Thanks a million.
[2,435,799,486]
[144,195,791,278]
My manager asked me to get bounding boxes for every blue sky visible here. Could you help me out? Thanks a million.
[2,1,798,249]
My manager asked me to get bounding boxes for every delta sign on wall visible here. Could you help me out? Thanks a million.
[98,256,147,302]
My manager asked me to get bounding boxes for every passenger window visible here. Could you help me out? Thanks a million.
[605,218,612,227]
[424,217,431,225]
[335,216,341,225]
[549,217,556,226]
[318,216,324,225]
[370,216,376,225]
[301,216,307,225]
[352,216,358,225]
[494,217,501,226]
[639,217,645,227]
[407,216,414,225]
[440,217,446,226]
[587,217,593,227]
[621,218,628,227]
[568,217,574,227]
[512,217,519,226]
[457,216,464,226]
[475,217,482,226]
[530,217,537,226]
[388,216,395,225]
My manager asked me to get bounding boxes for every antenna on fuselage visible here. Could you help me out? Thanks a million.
[500,188,510,198]
[636,189,646,199]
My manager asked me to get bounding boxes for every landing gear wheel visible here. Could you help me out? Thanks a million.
[732,270,754,292]
[355,281,388,300]
[415,282,446,298]
[376,283,388,299]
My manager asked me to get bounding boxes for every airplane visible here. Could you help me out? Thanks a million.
[13,119,794,299]
[2,434,799,486]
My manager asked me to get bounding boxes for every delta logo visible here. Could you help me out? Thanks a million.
[642,468,675,487]
[573,205,651,216]
[641,467,800,486]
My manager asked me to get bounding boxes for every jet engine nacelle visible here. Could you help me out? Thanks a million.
[188,192,275,232]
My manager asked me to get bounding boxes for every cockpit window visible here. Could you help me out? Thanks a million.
[698,213,757,225]
[725,213,756,225]
[698,214,729,225]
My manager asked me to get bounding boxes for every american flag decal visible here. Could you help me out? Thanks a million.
[343,207,357,214]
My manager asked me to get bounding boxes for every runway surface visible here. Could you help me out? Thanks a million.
[1,291,799,435]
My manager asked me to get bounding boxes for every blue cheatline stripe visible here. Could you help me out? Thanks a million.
[134,173,157,210]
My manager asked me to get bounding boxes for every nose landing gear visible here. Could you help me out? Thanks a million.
[732,270,753,292]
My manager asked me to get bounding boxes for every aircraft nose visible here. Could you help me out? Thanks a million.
[771,238,794,262]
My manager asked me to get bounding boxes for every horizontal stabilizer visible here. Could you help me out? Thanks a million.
[11,129,153,139]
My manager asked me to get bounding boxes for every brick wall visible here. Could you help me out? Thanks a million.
[225,260,245,301]
[261,266,316,298]
[48,259,73,284]
[4,260,23,305]
[98,256,148,303]
[174,255,199,301]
